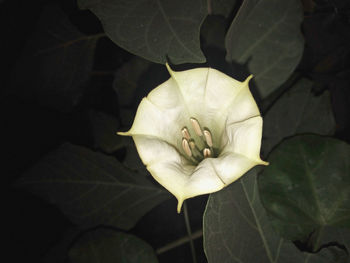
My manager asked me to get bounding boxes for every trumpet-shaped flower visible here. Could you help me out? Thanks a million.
[119,64,267,212]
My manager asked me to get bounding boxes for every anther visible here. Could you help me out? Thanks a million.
[190,118,203,136]
[203,129,213,147]
[181,127,191,140]
[182,138,192,157]
[203,148,211,158]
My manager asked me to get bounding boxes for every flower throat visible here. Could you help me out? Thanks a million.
[181,117,215,164]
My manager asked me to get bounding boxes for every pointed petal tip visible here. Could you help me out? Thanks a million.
[165,63,175,77]
[243,74,253,86]
[117,131,131,136]
[177,198,184,213]
[260,160,269,166]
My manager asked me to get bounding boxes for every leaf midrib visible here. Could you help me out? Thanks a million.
[241,179,274,263]
[155,0,203,59]
[298,142,326,225]
[235,0,292,62]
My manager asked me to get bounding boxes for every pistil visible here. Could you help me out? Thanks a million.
[181,118,215,163]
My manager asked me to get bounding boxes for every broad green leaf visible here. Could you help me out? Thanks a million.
[17,143,169,230]
[259,135,350,243]
[78,0,207,64]
[316,227,350,252]
[203,168,349,263]
[69,228,158,263]
[210,0,237,18]
[262,78,335,156]
[225,0,304,98]
[88,110,125,154]
[11,3,100,112]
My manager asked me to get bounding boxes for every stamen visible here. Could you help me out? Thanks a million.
[203,148,211,158]
[189,140,196,150]
[182,138,192,157]
[203,129,213,147]
[181,127,191,140]
[189,139,203,159]
[190,118,203,136]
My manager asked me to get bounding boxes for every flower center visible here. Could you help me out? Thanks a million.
[181,117,215,164]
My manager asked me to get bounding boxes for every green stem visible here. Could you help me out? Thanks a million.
[183,201,197,263]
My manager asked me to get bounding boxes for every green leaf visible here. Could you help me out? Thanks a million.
[209,0,237,18]
[316,226,350,252]
[262,78,336,156]
[17,143,169,230]
[89,110,125,154]
[69,228,158,263]
[203,168,349,263]
[259,135,350,244]
[78,0,207,64]
[225,0,304,98]
[11,3,100,112]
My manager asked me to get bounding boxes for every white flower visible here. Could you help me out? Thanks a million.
[119,64,268,212]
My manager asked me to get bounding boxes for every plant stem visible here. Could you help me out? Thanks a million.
[184,201,197,263]
[156,229,203,254]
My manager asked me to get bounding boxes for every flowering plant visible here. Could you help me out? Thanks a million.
[119,64,267,212]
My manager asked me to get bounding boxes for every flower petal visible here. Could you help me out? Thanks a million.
[183,159,226,199]
[210,152,262,185]
[222,116,267,163]
[182,152,261,203]
[225,79,261,124]
[132,135,195,211]
[167,65,259,144]
[120,76,188,151]
[167,65,244,117]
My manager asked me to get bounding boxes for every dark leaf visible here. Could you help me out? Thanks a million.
[113,57,151,107]
[89,110,125,154]
[78,0,207,64]
[11,3,100,112]
[259,135,350,244]
[17,143,169,230]
[43,228,80,263]
[315,226,350,253]
[209,0,237,18]
[262,78,335,156]
[69,228,158,263]
[225,0,304,98]
[203,168,349,263]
